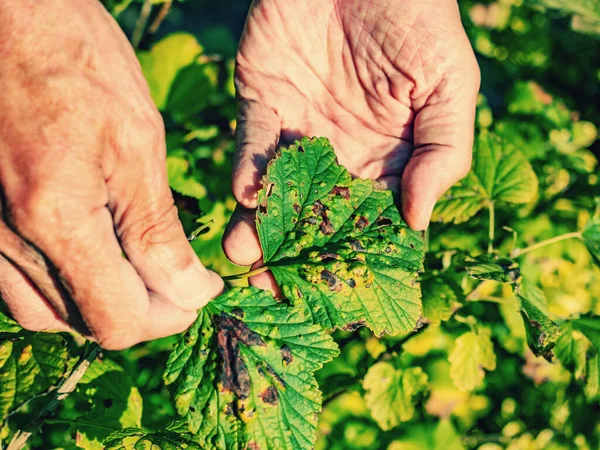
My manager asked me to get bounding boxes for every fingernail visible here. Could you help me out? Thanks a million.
[169,261,224,310]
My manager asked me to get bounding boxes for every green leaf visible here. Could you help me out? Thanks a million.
[164,287,339,450]
[256,137,424,336]
[0,309,22,335]
[167,153,207,200]
[582,198,600,265]
[463,254,521,283]
[387,420,466,450]
[420,276,461,323]
[555,322,590,380]
[0,332,73,421]
[103,428,202,450]
[514,280,562,360]
[363,362,428,431]
[67,359,143,449]
[449,326,496,391]
[572,316,600,349]
[138,33,203,110]
[433,132,539,224]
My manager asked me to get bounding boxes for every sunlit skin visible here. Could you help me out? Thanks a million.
[223,0,480,292]
[0,0,478,349]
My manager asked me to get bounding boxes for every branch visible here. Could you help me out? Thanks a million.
[7,343,102,450]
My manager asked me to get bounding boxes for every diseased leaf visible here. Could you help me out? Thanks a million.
[449,326,496,391]
[363,362,428,431]
[555,322,590,380]
[256,137,424,336]
[103,427,202,450]
[164,287,339,450]
[582,198,600,264]
[463,254,521,283]
[514,280,562,360]
[433,132,539,224]
[67,359,143,450]
[0,331,73,421]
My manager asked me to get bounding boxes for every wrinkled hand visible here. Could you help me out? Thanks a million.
[0,0,222,350]
[223,0,480,289]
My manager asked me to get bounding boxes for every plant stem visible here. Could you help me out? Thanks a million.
[7,343,102,450]
[511,231,582,258]
[131,0,153,49]
[223,266,270,281]
[487,201,495,254]
[44,418,118,432]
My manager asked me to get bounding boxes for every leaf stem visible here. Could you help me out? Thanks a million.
[223,266,270,281]
[131,0,153,49]
[7,343,102,450]
[487,201,495,254]
[511,231,582,258]
[44,418,118,432]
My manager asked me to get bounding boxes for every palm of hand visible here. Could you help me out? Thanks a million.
[234,0,478,197]
[224,0,480,288]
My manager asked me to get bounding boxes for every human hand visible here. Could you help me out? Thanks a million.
[223,0,480,289]
[0,0,223,350]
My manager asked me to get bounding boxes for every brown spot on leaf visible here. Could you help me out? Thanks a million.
[281,345,293,364]
[248,442,261,450]
[376,217,393,227]
[320,253,339,263]
[260,386,279,405]
[343,320,365,332]
[321,269,342,292]
[346,278,356,288]
[313,200,334,235]
[298,145,305,153]
[231,307,244,319]
[293,203,301,213]
[330,186,350,199]
[350,240,365,251]
[215,313,265,399]
[356,216,369,231]
[259,203,267,215]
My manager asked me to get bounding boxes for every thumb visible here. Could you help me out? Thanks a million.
[402,53,480,231]
[107,122,223,311]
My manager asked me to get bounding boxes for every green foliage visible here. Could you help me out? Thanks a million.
[363,362,428,430]
[433,133,539,224]
[257,137,424,336]
[2,1,600,449]
[449,325,497,392]
[163,287,339,449]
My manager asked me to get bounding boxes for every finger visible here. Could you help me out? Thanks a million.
[232,99,280,208]
[0,255,70,332]
[222,204,262,266]
[248,259,282,298]
[108,119,223,312]
[402,41,480,230]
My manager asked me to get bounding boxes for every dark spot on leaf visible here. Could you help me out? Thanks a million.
[509,269,521,283]
[313,200,334,235]
[103,399,113,408]
[259,203,267,215]
[356,216,369,231]
[320,253,339,263]
[225,403,234,416]
[343,321,365,331]
[248,442,261,450]
[231,307,244,319]
[260,386,279,405]
[298,145,304,153]
[409,243,415,249]
[266,182,275,198]
[266,365,286,388]
[346,278,356,288]
[305,217,317,225]
[189,406,196,413]
[214,313,265,399]
[293,203,301,213]
[330,186,350,199]
[281,345,293,364]
[350,240,365,251]
[321,269,342,292]
[376,217,393,227]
